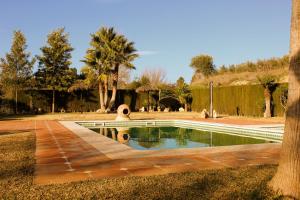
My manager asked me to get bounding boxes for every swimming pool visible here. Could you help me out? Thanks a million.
[89,126,275,150]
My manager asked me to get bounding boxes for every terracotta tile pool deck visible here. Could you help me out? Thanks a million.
[0,119,282,185]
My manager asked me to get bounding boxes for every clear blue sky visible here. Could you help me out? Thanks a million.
[0,0,291,82]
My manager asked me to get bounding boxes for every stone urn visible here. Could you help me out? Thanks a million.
[115,104,131,121]
[213,109,218,119]
[200,109,209,119]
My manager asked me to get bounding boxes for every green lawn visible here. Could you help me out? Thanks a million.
[0,131,281,200]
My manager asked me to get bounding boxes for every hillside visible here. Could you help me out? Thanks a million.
[191,56,289,86]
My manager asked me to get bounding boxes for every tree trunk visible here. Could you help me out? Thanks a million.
[264,88,272,118]
[29,95,33,112]
[104,75,108,109]
[111,128,116,140]
[147,91,150,112]
[109,64,119,110]
[159,89,161,102]
[52,89,55,114]
[209,81,213,118]
[185,103,188,112]
[98,80,105,111]
[15,88,18,114]
[80,92,83,113]
[269,0,300,198]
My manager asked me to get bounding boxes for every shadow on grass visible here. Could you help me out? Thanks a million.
[0,160,34,179]
[0,130,34,136]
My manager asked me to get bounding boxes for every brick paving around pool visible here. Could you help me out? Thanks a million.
[0,120,282,185]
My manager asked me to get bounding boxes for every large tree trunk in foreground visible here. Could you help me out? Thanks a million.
[52,89,55,114]
[109,64,119,110]
[269,0,300,198]
[264,88,272,118]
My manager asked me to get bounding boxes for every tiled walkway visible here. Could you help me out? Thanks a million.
[0,120,282,185]
[34,120,281,185]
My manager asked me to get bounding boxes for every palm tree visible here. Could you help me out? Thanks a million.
[257,75,277,118]
[82,27,138,112]
[82,28,114,111]
[82,50,107,111]
[135,75,159,112]
[108,35,138,110]
[93,27,117,109]
[269,0,300,198]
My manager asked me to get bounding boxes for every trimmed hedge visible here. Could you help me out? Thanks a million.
[191,84,287,117]
[1,84,287,117]
[0,89,157,113]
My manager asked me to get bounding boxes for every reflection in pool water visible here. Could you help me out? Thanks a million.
[91,127,273,150]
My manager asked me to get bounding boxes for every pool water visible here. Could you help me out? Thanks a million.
[90,126,273,150]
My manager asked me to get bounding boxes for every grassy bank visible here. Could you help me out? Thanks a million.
[0,131,281,199]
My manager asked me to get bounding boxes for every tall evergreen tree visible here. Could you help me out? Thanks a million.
[35,28,74,113]
[0,30,35,114]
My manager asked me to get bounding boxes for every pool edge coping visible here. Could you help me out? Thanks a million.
[59,120,283,160]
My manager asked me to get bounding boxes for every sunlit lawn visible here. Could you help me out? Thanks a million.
[0,112,285,124]
[0,130,282,199]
